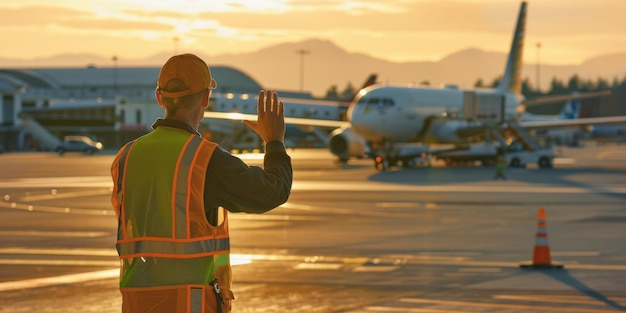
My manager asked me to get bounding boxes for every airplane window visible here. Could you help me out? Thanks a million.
[368,98,380,104]
[383,98,395,105]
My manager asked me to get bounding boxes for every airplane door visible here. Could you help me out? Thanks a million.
[463,91,505,124]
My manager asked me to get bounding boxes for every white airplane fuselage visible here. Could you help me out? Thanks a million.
[348,85,521,144]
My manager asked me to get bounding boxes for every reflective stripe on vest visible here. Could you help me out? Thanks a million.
[117,236,230,259]
[174,136,202,239]
[190,287,204,313]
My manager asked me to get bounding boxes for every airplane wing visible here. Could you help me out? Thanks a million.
[522,90,611,107]
[455,115,626,139]
[519,115,626,130]
[203,111,350,129]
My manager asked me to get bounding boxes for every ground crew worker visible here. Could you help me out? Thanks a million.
[494,153,507,180]
[111,53,292,313]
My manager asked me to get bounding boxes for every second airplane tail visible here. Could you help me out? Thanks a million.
[558,96,581,120]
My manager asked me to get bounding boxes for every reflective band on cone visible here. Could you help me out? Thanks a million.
[520,207,564,269]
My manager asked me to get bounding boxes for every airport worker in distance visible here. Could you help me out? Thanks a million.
[111,53,292,313]
[494,153,507,180]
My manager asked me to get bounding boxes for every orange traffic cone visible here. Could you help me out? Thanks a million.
[520,207,563,269]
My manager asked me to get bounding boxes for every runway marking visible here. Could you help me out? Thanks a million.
[493,294,626,306]
[0,268,119,292]
[16,189,111,202]
[0,259,119,267]
[292,181,626,194]
[595,146,617,160]
[375,202,420,208]
[280,202,401,217]
[399,297,623,313]
[230,213,327,221]
[364,307,474,313]
[0,176,112,188]
[294,263,343,270]
[458,267,501,273]
[0,200,113,216]
[353,265,399,272]
[553,157,575,164]
[0,230,111,237]
[0,247,116,256]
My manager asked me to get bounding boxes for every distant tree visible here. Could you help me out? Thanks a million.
[549,77,567,94]
[474,78,484,88]
[596,77,610,90]
[611,77,621,89]
[324,85,340,100]
[521,77,541,97]
[340,83,355,101]
[489,76,502,88]
[567,74,582,91]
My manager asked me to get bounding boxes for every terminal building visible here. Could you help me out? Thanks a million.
[0,65,268,151]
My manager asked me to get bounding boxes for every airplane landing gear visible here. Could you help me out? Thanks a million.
[374,155,389,171]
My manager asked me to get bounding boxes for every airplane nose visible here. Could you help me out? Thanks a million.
[349,105,383,141]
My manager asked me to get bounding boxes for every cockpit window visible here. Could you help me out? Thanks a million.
[383,98,395,105]
[367,98,380,104]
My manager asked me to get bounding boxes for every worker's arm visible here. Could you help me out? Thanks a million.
[204,141,292,214]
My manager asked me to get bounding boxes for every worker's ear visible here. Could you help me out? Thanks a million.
[155,90,166,109]
[201,89,211,108]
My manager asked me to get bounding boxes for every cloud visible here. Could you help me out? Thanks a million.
[0,6,172,32]
[0,6,90,27]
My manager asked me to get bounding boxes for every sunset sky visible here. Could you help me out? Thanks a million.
[1,0,624,66]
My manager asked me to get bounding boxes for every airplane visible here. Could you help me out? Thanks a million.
[586,124,626,143]
[520,91,611,146]
[204,1,626,169]
[522,94,583,122]
[325,1,626,168]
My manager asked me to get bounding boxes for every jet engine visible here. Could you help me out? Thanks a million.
[327,127,368,163]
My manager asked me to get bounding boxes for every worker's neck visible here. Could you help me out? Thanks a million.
[164,113,199,132]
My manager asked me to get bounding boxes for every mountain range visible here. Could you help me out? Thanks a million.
[1,39,625,97]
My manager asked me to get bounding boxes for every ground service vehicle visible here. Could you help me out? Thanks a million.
[505,140,553,168]
[373,143,431,170]
[433,140,553,168]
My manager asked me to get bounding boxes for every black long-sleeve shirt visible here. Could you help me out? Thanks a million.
[152,119,293,225]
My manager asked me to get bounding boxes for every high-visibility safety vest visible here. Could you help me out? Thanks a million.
[111,126,234,313]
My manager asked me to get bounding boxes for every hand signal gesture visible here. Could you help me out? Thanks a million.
[243,90,285,144]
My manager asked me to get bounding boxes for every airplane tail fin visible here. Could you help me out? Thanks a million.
[344,73,377,102]
[558,92,581,120]
[360,74,378,90]
[497,1,527,95]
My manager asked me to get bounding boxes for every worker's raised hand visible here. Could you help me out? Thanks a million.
[243,90,285,144]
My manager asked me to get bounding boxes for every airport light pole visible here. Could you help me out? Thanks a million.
[296,49,310,92]
[112,55,118,94]
[536,42,541,92]
[173,37,180,55]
